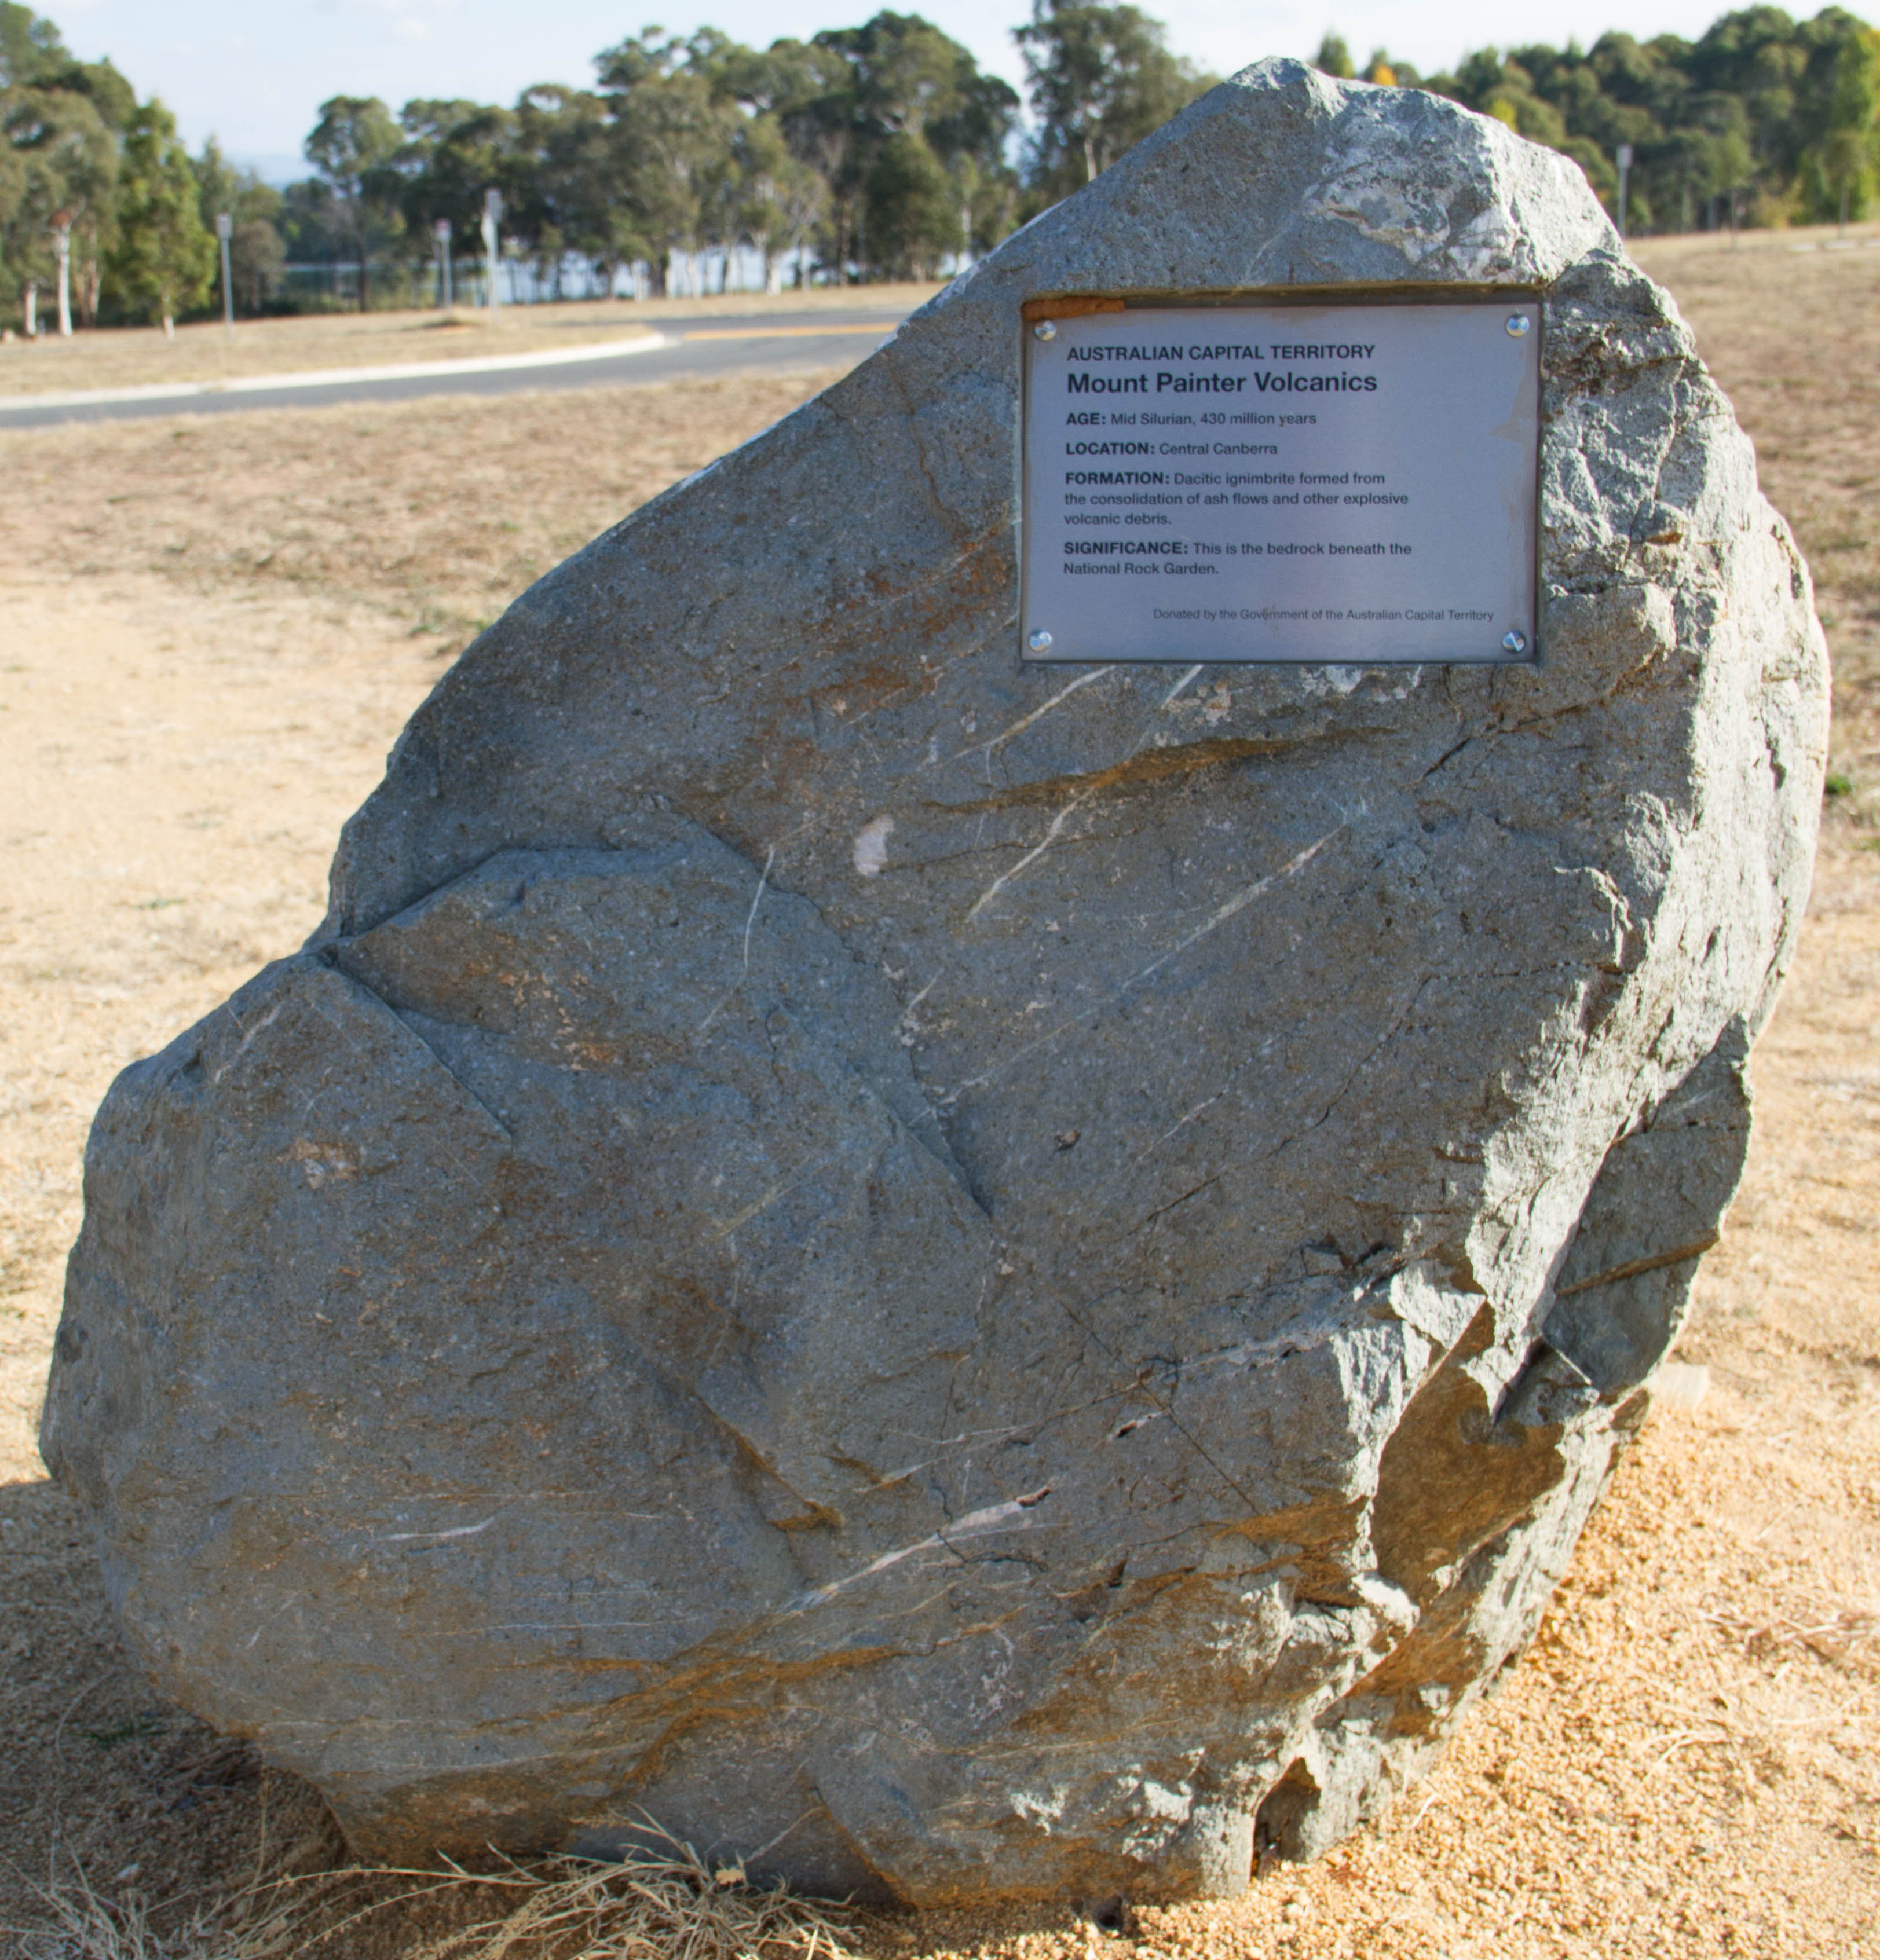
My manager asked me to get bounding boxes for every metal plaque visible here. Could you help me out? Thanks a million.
[1021,300,1540,665]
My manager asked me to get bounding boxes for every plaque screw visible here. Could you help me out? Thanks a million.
[1502,628,1530,654]
[1505,312,1532,337]
[1033,320,1058,342]
[1027,628,1055,652]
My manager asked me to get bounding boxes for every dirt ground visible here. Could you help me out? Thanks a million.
[0,285,942,399]
[2,243,1877,1957]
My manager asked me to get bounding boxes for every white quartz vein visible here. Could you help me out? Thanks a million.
[963,666,1117,763]
[966,793,1095,922]
[783,1490,1051,1614]
[956,825,1344,1092]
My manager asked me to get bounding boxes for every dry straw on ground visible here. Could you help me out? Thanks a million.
[2,241,1878,1958]
[8,1831,861,1960]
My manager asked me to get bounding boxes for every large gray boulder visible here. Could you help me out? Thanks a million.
[43,61,1827,1904]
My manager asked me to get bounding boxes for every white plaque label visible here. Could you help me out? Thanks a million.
[1021,300,1540,665]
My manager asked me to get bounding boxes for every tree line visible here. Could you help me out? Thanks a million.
[283,6,1209,308]
[3,0,1878,334]
[0,0,1209,327]
[1315,6,1880,232]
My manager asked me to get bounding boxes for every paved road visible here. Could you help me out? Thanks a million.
[0,306,916,430]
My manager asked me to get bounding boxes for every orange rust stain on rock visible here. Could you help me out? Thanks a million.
[1021,295,1129,322]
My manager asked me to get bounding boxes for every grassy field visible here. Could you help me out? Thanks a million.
[0,283,942,398]
[0,243,1877,1958]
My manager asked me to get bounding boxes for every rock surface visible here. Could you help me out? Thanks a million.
[44,60,1828,1904]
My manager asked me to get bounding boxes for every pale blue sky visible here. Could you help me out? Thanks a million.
[41,0,1742,178]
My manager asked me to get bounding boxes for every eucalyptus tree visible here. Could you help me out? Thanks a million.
[806,12,1018,277]
[306,93,403,307]
[106,97,213,333]
[41,89,116,331]
[766,38,867,274]
[193,138,286,316]
[1,76,114,330]
[0,96,36,324]
[595,30,742,294]
[717,43,845,285]
[1016,0,1212,200]
[2,0,134,122]
[393,97,520,270]
[1,1,130,329]
[734,109,826,288]
[1811,22,1880,220]
[0,0,59,85]
[927,61,1022,255]
[862,125,959,274]
[509,85,629,296]
[1430,9,1880,230]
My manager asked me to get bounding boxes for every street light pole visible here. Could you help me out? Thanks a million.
[1615,144,1634,241]
[436,217,452,312]
[217,213,233,336]
[482,189,502,323]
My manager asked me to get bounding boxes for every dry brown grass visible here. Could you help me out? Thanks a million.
[389,1834,858,1960]
[0,368,848,651]
[6,1833,859,1960]
[1634,233,1880,811]
[2,248,1878,1958]
[6,1858,226,1960]
[0,369,851,1479]
[0,288,939,399]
